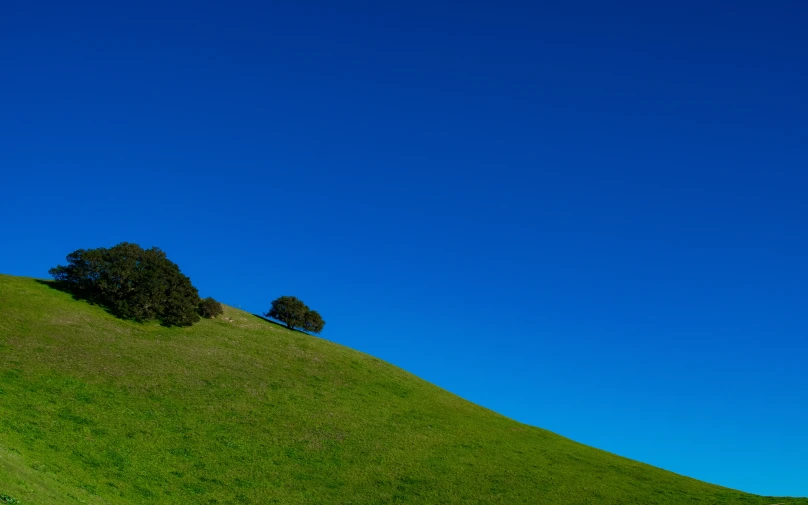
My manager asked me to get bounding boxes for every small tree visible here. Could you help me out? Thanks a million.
[265,296,325,333]
[266,296,308,330]
[198,297,223,318]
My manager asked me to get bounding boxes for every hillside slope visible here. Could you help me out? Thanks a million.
[0,274,804,505]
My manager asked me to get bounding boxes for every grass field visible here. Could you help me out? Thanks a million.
[0,273,804,504]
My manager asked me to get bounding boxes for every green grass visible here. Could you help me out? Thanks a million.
[0,273,804,505]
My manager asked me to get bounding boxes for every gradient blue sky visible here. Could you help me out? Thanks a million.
[2,0,806,497]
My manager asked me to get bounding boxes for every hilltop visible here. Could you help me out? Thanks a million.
[0,274,804,504]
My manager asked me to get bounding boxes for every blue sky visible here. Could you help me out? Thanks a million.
[2,0,806,497]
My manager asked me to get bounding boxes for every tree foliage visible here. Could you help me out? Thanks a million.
[49,242,201,326]
[303,310,325,334]
[198,297,224,318]
[266,296,326,333]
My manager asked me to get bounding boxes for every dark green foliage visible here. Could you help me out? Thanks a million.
[0,494,21,504]
[265,296,307,330]
[197,297,223,318]
[303,309,325,334]
[49,242,201,326]
[266,296,325,333]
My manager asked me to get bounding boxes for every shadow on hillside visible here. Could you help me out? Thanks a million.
[34,279,186,327]
[36,279,96,304]
[35,279,121,319]
[250,313,304,333]
[253,314,303,333]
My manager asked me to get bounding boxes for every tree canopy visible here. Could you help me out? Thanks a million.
[303,309,325,334]
[266,296,326,333]
[198,297,224,319]
[49,242,201,326]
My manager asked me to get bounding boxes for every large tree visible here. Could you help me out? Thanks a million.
[265,296,325,333]
[50,242,201,326]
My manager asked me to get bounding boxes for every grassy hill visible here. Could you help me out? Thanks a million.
[0,274,804,505]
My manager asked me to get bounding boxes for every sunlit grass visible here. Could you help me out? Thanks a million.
[1,274,805,504]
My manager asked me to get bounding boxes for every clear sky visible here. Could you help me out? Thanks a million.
[2,0,806,497]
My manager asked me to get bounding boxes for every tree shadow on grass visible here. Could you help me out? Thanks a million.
[34,279,186,327]
[35,279,101,305]
[251,313,302,332]
[250,313,320,335]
